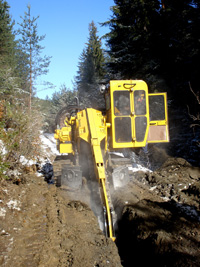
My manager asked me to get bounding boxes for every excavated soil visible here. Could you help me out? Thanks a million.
[113,157,200,266]
[0,157,200,267]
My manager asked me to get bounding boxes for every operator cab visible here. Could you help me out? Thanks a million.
[105,80,169,149]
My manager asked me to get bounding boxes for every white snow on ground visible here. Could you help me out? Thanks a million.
[40,132,60,156]
[0,207,6,217]
[150,186,157,191]
[37,132,62,176]
[0,199,21,218]
[18,133,60,169]
[129,164,152,173]
[109,152,125,158]
[7,200,21,211]
[0,140,7,156]
[19,156,36,166]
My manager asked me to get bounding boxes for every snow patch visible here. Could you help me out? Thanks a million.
[109,152,124,158]
[161,196,170,202]
[129,164,152,173]
[0,139,7,155]
[40,132,60,156]
[0,207,6,217]
[36,172,43,177]
[150,186,157,191]
[6,169,21,177]
[2,189,8,194]
[19,155,36,166]
[1,229,9,235]
[7,200,21,211]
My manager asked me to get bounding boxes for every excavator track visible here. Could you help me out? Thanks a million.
[53,155,82,190]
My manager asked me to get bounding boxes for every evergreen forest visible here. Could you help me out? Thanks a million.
[0,0,200,177]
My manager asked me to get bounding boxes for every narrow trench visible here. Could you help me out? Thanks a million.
[115,210,161,267]
[114,205,188,267]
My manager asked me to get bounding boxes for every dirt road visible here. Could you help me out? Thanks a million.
[0,174,121,267]
[0,156,200,266]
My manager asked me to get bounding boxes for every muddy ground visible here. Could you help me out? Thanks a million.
[0,157,200,267]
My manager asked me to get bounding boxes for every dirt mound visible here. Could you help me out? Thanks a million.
[145,157,200,210]
[117,199,200,267]
[114,157,200,267]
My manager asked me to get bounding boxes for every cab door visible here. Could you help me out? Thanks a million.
[110,80,149,149]
[147,93,169,143]
[133,89,149,147]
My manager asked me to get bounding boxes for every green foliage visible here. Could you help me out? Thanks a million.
[0,0,16,68]
[103,0,160,79]
[104,0,200,98]
[17,5,51,109]
[0,2,50,179]
[0,69,43,166]
[17,5,51,80]
[75,21,106,108]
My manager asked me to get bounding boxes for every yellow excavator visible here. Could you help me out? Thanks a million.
[53,80,169,241]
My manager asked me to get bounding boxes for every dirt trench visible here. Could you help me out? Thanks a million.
[0,156,200,267]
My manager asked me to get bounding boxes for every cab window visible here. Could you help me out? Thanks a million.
[134,90,146,115]
[149,95,165,121]
[114,91,130,116]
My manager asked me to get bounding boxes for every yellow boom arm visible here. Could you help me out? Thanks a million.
[85,108,115,241]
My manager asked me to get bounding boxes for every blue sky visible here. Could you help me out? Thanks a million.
[7,0,114,99]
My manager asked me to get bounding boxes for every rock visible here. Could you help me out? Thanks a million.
[188,167,200,180]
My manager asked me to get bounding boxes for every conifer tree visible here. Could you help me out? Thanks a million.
[159,0,199,89]
[76,21,106,107]
[0,0,16,69]
[0,0,20,102]
[103,0,161,80]
[17,5,51,110]
[104,0,200,98]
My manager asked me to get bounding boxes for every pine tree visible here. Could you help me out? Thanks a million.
[157,0,199,98]
[0,0,21,102]
[17,5,51,110]
[76,21,106,107]
[0,0,16,68]
[104,0,161,80]
[103,0,200,98]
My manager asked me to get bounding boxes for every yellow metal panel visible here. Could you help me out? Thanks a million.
[86,108,106,144]
[77,109,90,143]
[147,93,169,143]
[54,126,72,143]
[109,80,149,149]
[59,143,74,154]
